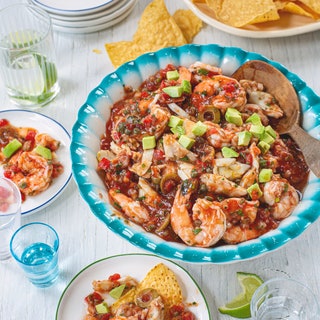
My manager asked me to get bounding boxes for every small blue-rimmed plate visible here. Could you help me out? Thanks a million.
[55,253,211,320]
[0,109,72,215]
[71,44,320,264]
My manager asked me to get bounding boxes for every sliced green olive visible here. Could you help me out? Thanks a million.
[156,213,171,232]
[135,288,160,308]
[160,173,181,194]
[198,106,221,123]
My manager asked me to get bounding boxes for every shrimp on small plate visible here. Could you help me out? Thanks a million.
[6,150,53,196]
[170,180,226,247]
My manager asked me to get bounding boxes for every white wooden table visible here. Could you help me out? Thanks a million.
[1,1,320,319]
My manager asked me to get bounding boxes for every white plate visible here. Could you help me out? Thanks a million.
[0,110,72,216]
[48,0,128,22]
[55,254,211,320]
[52,2,136,34]
[51,0,136,28]
[31,0,118,15]
[183,0,320,38]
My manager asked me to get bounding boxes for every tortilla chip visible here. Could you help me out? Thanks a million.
[173,9,203,43]
[279,1,317,18]
[105,0,188,68]
[111,287,137,313]
[217,0,279,27]
[299,0,320,14]
[136,263,183,309]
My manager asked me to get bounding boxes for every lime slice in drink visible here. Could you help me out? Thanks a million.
[8,30,40,48]
[218,272,264,318]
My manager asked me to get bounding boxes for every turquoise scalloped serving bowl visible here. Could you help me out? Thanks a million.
[71,44,320,264]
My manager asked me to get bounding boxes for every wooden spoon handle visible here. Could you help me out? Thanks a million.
[289,123,320,178]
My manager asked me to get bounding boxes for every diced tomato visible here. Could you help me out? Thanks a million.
[108,273,121,282]
[182,312,196,320]
[207,127,218,135]
[169,304,185,316]
[84,291,103,306]
[226,199,241,213]
[25,130,37,141]
[99,314,111,320]
[153,149,165,161]
[98,158,111,171]
[0,119,9,127]
[250,190,260,201]
[143,115,153,128]
[141,91,149,98]
[223,82,236,94]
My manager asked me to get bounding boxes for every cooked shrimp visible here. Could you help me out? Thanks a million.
[191,76,246,112]
[35,133,60,151]
[240,79,283,118]
[204,122,236,148]
[200,173,247,197]
[138,178,162,208]
[262,175,299,219]
[222,225,264,244]
[109,189,150,224]
[170,183,226,247]
[146,104,171,139]
[146,296,165,320]
[240,142,261,189]
[7,151,53,196]
[240,103,269,126]
[220,198,259,225]
[92,276,138,293]
[177,66,192,83]
[114,303,148,319]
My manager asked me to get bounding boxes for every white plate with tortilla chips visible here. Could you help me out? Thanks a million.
[55,254,211,320]
[183,0,320,38]
[0,110,72,216]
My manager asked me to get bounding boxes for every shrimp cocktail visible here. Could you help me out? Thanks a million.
[96,61,309,248]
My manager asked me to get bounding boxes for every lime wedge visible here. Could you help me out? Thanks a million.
[218,272,264,318]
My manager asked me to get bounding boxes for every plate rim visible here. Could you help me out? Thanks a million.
[0,109,72,216]
[183,0,320,38]
[55,253,211,320]
[71,43,320,264]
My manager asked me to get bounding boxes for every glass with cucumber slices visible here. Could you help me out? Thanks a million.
[0,4,59,107]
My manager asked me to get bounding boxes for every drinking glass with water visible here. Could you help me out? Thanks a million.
[0,4,59,107]
[10,222,59,287]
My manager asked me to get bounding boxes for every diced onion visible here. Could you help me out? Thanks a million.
[167,102,190,119]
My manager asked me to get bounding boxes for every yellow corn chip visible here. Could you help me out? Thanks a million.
[173,9,203,43]
[299,0,320,14]
[280,1,317,18]
[105,0,188,68]
[137,263,183,309]
[133,0,187,46]
[111,287,137,313]
[217,0,279,27]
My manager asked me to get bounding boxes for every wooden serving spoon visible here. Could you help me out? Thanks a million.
[232,60,320,178]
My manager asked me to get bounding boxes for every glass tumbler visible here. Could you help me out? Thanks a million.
[10,222,60,287]
[0,4,60,108]
[250,277,320,320]
[0,177,21,260]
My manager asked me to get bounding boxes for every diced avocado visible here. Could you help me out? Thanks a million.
[265,125,277,139]
[249,124,265,139]
[246,113,262,125]
[178,135,195,150]
[109,284,126,300]
[142,136,156,150]
[2,139,22,158]
[181,80,191,94]
[225,108,243,126]
[192,121,207,136]
[237,131,252,146]
[168,115,183,128]
[258,140,270,154]
[95,302,109,314]
[35,145,52,160]
[166,70,180,80]
[247,183,263,199]
[162,86,183,98]
[171,125,185,137]
[259,168,273,183]
[221,146,239,158]
[261,132,275,145]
